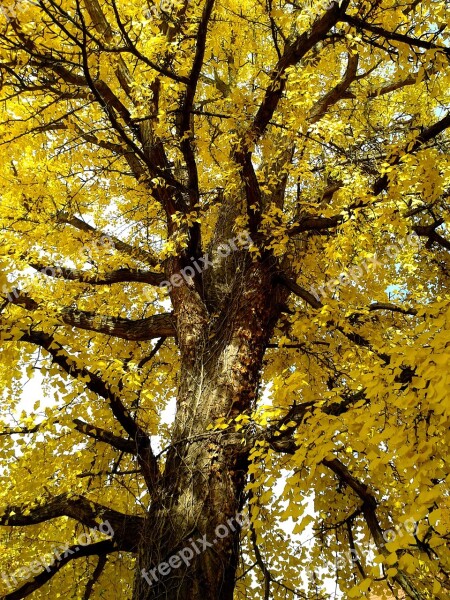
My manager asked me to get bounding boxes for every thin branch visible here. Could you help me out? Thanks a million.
[83,554,107,600]
[73,419,138,454]
[308,52,359,124]
[3,541,119,600]
[77,469,141,478]
[342,14,450,56]
[250,516,271,600]
[57,212,159,266]
[368,302,417,316]
[8,327,159,489]
[0,417,138,454]
[323,458,426,600]
[137,337,167,369]
[276,274,390,362]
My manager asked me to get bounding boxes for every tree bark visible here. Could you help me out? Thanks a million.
[132,260,284,599]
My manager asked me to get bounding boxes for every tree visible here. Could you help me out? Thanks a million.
[0,0,449,598]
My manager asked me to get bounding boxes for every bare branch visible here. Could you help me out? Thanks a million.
[0,493,142,545]
[73,419,138,454]
[7,290,176,341]
[29,264,165,286]
[83,554,107,600]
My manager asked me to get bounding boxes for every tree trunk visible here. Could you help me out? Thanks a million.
[132,260,284,599]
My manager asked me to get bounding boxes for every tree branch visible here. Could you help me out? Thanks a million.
[323,458,426,600]
[368,302,417,316]
[276,274,390,362]
[308,52,359,124]
[0,493,142,546]
[234,1,349,232]
[83,554,107,600]
[260,390,365,454]
[10,328,159,489]
[56,212,159,266]
[288,213,344,237]
[176,0,215,256]
[3,541,119,600]
[250,1,350,145]
[0,417,138,455]
[7,290,175,341]
[342,14,450,57]
[73,419,138,454]
[288,111,450,237]
[373,112,450,196]
[71,124,149,181]
[29,264,165,286]
[82,0,134,101]
[60,308,176,341]
[413,220,450,251]
[342,67,436,100]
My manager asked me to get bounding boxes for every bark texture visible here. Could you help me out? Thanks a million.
[132,255,286,600]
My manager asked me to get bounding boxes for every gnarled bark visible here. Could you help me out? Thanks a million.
[132,260,286,600]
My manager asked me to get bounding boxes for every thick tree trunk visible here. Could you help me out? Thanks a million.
[133,420,247,600]
[132,261,284,599]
